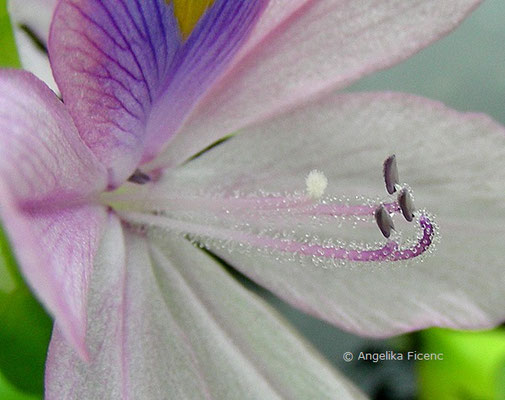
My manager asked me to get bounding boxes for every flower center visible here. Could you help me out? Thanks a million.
[172,0,215,39]
[107,155,438,269]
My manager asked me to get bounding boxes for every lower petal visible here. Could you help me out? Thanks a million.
[45,226,363,399]
[145,92,505,335]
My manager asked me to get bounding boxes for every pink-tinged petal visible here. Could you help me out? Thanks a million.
[0,70,108,358]
[46,228,364,399]
[152,0,483,168]
[152,92,505,336]
[45,215,126,398]
[8,0,58,91]
[50,0,266,186]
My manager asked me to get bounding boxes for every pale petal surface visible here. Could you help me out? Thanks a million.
[0,70,108,357]
[50,0,266,185]
[154,0,483,168]
[46,217,364,399]
[155,92,505,336]
[8,0,58,90]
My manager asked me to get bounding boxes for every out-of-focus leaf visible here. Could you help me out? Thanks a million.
[0,0,20,67]
[495,359,505,400]
[0,369,40,400]
[0,225,23,293]
[418,328,505,400]
[0,285,52,395]
[1,223,52,395]
[0,3,49,397]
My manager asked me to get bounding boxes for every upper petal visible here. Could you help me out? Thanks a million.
[152,0,483,168]
[8,0,58,90]
[0,70,108,358]
[151,91,505,336]
[46,223,364,399]
[49,0,267,186]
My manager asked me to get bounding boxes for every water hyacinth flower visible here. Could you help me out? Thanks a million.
[3,0,505,398]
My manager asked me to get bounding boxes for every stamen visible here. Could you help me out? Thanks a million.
[120,210,436,266]
[127,169,151,184]
[105,187,401,219]
[398,188,415,222]
[305,200,400,217]
[390,214,435,261]
[383,154,399,194]
[113,158,438,269]
[374,205,395,238]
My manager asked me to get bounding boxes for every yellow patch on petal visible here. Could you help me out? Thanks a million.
[171,0,215,39]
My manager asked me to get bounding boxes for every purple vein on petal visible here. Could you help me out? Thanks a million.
[50,0,267,186]
[143,0,268,164]
[50,0,181,185]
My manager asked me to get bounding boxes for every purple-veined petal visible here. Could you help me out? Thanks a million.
[0,70,108,358]
[137,92,505,336]
[46,226,364,399]
[151,0,483,168]
[8,0,58,91]
[49,0,180,185]
[50,0,266,186]
[143,0,267,164]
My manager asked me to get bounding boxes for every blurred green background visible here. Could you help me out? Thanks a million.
[1,0,505,399]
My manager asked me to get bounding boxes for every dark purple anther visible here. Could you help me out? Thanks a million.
[127,169,151,184]
[398,188,415,222]
[383,154,399,194]
[375,205,395,238]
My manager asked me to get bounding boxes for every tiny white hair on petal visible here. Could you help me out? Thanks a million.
[305,170,328,200]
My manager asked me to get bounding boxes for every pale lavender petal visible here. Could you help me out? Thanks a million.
[0,70,108,358]
[151,0,483,168]
[46,228,364,399]
[8,0,58,90]
[150,92,505,335]
[50,0,266,186]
